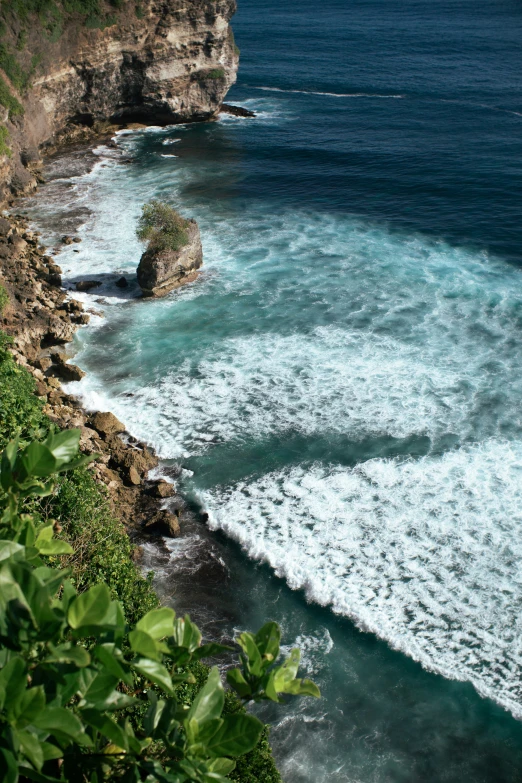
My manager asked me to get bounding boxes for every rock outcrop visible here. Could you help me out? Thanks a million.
[137,218,203,296]
[0,0,238,201]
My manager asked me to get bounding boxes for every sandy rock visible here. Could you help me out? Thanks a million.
[128,465,141,485]
[90,411,126,437]
[148,479,176,499]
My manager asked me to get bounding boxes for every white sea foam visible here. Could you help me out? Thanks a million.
[202,441,522,717]
[254,86,405,99]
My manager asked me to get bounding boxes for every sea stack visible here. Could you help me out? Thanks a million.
[137,216,203,297]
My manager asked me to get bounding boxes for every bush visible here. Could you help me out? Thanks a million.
[0,283,8,312]
[0,125,11,157]
[44,466,159,625]
[0,335,46,450]
[0,431,319,782]
[137,199,190,253]
[0,74,23,117]
[207,68,225,79]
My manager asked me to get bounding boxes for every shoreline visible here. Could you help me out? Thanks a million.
[0,149,195,561]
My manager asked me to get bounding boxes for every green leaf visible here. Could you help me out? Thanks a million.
[205,713,264,758]
[237,632,263,677]
[14,686,45,727]
[283,678,321,698]
[35,525,73,556]
[93,644,133,686]
[172,614,202,652]
[132,658,176,696]
[0,541,25,562]
[45,643,91,668]
[67,583,112,630]
[80,672,134,711]
[44,430,80,466]
[81,709,129,751]
[32,707,91,746]
[254,622,280,662]
[136,607,175,640]
[225,668,251,700]
[17,729,44,770]
[129,629,162,661]
[191,642,232,662]
[21,443,57,479]
[0,655,27,713]
[0,747,18,783]
[207,757,236,776]
[272,648,300,692]
[187,667,224,724]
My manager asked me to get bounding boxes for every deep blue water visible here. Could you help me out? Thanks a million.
[23,0,522,779]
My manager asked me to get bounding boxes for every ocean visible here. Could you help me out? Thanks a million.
[23,0,522,779]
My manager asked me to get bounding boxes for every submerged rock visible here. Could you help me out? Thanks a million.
[137,219,203,297]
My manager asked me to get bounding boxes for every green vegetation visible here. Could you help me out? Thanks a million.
[0,74,23,117]
[135,3,144,18]
[0,330,313,781]
[137,199,190,254]
[0,429,319,781]
[0,124,11,156]
[0,283,8,312]
[208,68,225,79]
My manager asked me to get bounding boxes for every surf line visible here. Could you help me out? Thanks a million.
[252,86,406,99]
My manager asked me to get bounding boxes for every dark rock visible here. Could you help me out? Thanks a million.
[75,280,102,292]
[72,237,82,243]
[143,509,181,538]
[50,352,86,382]
[221,103,256,118]
[115,276,128,288]
[61,236,73,245]
[137,219,203,297]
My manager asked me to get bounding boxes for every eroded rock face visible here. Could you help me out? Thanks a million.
[0,0,239,200]
[137,218,203,296]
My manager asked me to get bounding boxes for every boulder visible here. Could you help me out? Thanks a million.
[75,280,102,292]
[49,352,86,382]
[115,276,128,288]
[137,219,202,297]
[90,411,126,437]
[143,509,181,538]
[147,479,176,499]
[221,103,256,118]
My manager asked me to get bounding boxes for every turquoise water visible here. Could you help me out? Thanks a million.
[24,0,522,778]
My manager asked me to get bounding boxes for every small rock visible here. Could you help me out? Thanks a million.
[61,236,73,245]
[72,237,82,243]
[115,276,128,288]
[90,411,126,437]
[0,217,11,236]
[76,280,102,292]
[128,465,141,485]
[35,381,48,397]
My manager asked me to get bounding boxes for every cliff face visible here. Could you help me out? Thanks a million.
[0,0,238,199]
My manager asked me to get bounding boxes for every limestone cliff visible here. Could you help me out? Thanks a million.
[0,0,238,200]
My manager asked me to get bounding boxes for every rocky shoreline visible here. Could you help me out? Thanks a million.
[0,206,188,554]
